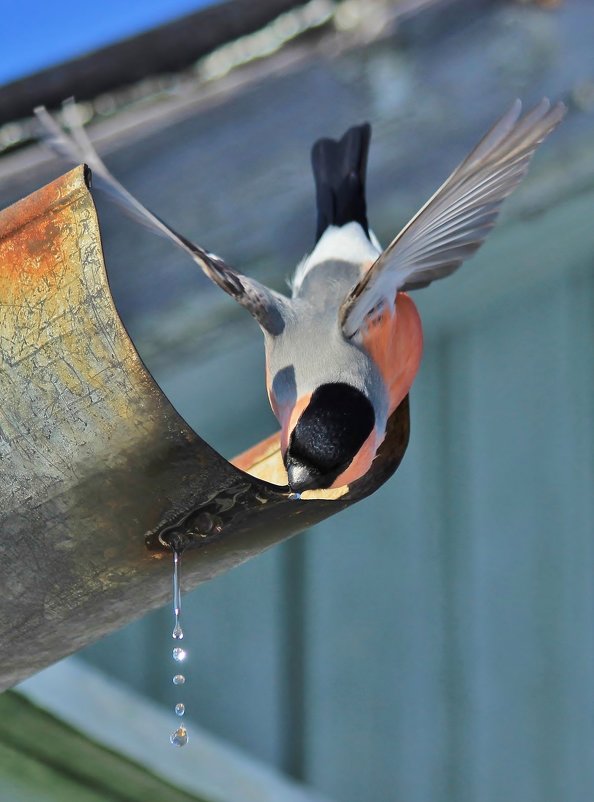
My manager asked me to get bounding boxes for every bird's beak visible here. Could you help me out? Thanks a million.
[285,455,321,492]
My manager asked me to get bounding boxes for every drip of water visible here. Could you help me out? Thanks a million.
[170,726,188,747]
[172,550,184,640]
[169,548,189,747]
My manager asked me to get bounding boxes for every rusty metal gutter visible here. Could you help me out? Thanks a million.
[0,167,409,690]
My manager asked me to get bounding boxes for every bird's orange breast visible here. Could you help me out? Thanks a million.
[360,292,424,415]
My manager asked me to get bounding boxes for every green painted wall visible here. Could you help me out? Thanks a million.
[0,693,209,802]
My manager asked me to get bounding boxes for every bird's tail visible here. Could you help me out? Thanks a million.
[310,123,371,243]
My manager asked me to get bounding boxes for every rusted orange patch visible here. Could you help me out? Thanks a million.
[0,167,88,291]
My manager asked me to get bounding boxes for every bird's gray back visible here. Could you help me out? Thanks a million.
[267,259,389,426]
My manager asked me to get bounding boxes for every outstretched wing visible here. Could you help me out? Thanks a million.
[341,99,566,339]
[35,101,287,335]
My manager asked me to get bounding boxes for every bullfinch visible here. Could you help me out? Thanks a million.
[36,98,565,492]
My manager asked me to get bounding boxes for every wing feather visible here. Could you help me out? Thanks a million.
[35,101,288,335]
[341,99,566,338]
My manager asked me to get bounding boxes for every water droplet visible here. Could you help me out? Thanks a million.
[172,549,182,638]
[173,647,187,662]
[169,550,189,744]
[170,726,188,747]
[288,491,302,501]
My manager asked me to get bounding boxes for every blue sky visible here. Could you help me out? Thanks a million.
[1,0,216,85]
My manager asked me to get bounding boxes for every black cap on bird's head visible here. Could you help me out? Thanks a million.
[285,383,375,492]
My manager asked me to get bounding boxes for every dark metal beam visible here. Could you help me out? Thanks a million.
[0,0,309,125]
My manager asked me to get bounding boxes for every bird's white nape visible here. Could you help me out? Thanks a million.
[291,222,381,296]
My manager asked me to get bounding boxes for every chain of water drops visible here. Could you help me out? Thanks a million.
[167,494,303,745]
[170,549,188,747]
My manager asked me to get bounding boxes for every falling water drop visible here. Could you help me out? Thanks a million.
[172,647,187,662]
[170,726,188,747]
[169,548,188,746]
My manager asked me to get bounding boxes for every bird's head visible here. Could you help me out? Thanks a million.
[282,382,377,492]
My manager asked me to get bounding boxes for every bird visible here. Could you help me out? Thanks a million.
[35,98,565,493]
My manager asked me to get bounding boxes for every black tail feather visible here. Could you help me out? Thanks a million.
[311,123,372,243]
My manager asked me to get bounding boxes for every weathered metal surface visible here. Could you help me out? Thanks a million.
[0,168,409,690]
